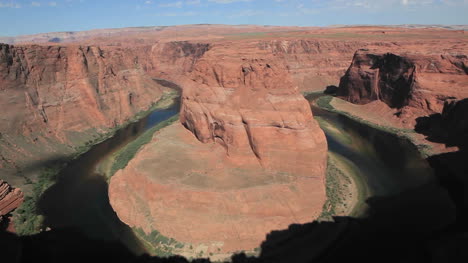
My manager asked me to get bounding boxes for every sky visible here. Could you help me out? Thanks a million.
[0,0,467,36]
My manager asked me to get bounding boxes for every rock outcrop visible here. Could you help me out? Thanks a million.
[337,48,468,127]
[0,180,24,219]
[180,43,327,175]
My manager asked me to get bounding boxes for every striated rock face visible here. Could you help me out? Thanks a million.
[258,40,370,92]
[0,43,168,180]
[0,180,24,219]
[180,44,327,176]
[109,42,328,254]
[337,49,468,126]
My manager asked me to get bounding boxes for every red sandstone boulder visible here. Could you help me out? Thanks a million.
[0,180,24,218]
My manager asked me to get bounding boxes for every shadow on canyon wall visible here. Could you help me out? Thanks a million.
[415,99,468,231]
[323,85,338,95]
[14,156,71,177]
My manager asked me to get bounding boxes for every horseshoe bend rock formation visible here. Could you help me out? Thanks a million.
[109,43,328,254]
[337,48,468,128]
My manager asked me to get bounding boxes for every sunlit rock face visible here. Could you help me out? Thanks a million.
[109,41,328,255]
[338,48,468,127]
[0,43,166,180]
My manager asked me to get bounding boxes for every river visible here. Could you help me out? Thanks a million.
[36,92,439,256]
[37,100,179,254]
[306,93,436,216]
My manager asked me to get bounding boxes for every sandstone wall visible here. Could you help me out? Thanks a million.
[0,44,166,180]
[337,48,468,126]
[180,42,328,176]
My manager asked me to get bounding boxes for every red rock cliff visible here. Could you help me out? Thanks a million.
[337,48,468,126]
[0,43,168,181]
[258,40,372,92]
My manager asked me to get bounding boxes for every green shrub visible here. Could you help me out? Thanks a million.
[109,115,179,176]
[14,166,60,235]
[316,95,334,111]
[132,227,183,257]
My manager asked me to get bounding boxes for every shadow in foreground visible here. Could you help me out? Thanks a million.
[2,178,467,263]
[415,98,468,229]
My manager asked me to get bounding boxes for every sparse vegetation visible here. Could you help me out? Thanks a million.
[73,91,179,159]
[314,95,433,157]
[316,95,334,111]
[108,114,179,177]
[318,157,347,221]
[14,165,62,235]
[133,227,184,257]
[318,151,368,221]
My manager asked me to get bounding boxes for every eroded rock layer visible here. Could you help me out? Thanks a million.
[180,43,327,175]
[337,48,468,127]
[0,43,168,183]
[0,180,23,218]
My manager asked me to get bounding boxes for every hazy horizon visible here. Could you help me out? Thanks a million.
[1,0,468,37]
[2,23,468,38]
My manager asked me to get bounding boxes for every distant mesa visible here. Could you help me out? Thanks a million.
[48,37,61,43]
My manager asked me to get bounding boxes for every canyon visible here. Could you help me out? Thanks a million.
[0,43,171,188]
[0,25,467,261]
[2,26,466,182]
